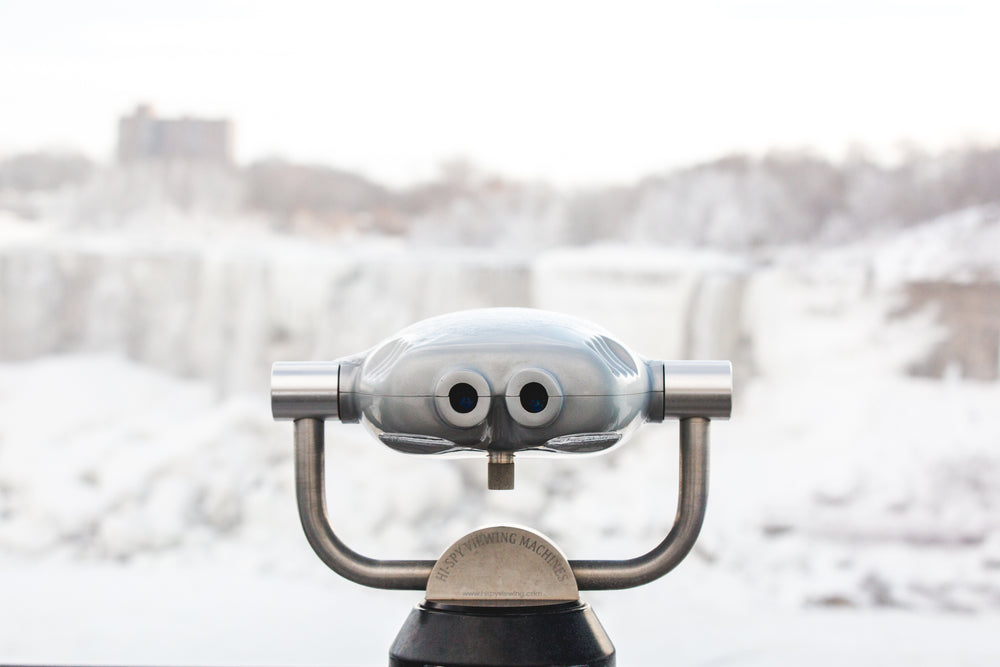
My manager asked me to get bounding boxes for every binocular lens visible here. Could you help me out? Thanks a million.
[449,383,479,414]
[519,382,549,414]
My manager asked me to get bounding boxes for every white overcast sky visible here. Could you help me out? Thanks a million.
[1,0,998,185]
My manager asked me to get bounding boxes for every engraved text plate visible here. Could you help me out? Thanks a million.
[426,525,579,606]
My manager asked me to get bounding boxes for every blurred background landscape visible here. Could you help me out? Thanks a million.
[1,1,999,665]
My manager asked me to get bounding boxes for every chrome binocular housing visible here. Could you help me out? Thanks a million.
[273,308,730,489]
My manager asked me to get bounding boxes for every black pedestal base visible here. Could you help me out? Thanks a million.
[389,601,615,667]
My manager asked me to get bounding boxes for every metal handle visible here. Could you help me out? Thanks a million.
[292,415,711,591]
[295,418,434,588]
[571,417,708,589]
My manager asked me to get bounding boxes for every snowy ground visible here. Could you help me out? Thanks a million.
[1,211,999,664]
[0,563,998,666]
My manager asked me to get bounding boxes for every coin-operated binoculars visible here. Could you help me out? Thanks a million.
[272,308,732,667]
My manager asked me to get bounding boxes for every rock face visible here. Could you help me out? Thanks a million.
[0,238,751,393]
[900,281,1000,381]
[4,229,999,392]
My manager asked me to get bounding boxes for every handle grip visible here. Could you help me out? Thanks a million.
[289,415,712,590]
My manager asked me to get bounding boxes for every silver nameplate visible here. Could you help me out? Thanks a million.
[426,526,579,606]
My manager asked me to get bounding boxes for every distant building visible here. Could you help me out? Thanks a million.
[117,104,234,165]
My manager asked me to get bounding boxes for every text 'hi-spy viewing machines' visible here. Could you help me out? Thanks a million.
[271,308,732,667]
